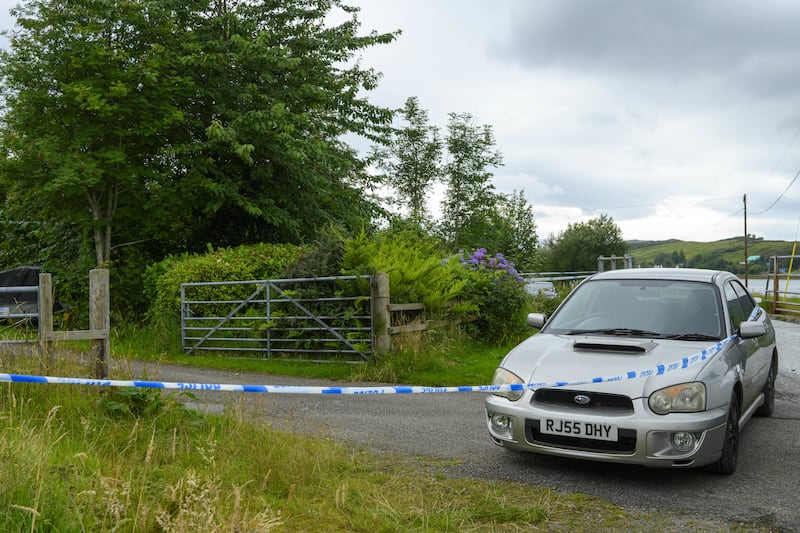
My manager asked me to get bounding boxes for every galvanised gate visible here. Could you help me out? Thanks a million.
[180,275,375,362]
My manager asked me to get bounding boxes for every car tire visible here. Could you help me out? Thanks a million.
[709,392,739,475]
[755,354,776,417]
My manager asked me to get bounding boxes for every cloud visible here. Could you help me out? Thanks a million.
[499,0,800,97]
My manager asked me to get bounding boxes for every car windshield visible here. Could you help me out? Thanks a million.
[543,278,724,339]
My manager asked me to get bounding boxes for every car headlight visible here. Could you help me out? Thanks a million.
[648,382,706,415]
[491,368,525,401]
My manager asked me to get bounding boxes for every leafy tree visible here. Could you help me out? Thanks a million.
[371,96,441,226]
[439,112,503,249]
[654,249,687,268]
[489,190,540,272]
[0,0,196,266]
[167,0,398,250]
[546,214,627,272]
[687,253,735,272]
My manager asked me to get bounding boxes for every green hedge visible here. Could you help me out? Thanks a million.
[142,232,548,346]
[144,243,301,323]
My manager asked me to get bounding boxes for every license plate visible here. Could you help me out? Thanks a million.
[540,417,618,441]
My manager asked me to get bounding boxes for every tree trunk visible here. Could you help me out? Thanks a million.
[87,184,118,266]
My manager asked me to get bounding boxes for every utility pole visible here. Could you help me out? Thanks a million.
[743,194,748,286]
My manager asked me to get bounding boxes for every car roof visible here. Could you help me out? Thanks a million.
[588,267,732,284]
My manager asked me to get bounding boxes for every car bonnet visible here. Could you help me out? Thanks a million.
[502,332,717,398]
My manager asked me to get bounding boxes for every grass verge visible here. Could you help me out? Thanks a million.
[111,322,512,386]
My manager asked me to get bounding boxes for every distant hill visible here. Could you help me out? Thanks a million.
[625,236,797,274]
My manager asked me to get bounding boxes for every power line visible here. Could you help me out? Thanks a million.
[676,207,743,241]
[750,124,800,216]
[589,195,741,213]
[767,124,800,176]
[750,167,800,216]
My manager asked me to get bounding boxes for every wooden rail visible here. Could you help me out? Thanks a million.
[388,302,427,334]
[38,269,110,378]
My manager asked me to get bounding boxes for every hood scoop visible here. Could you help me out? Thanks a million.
[572,339,657,354]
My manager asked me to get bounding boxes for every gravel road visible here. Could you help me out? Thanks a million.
[132,319,800,532]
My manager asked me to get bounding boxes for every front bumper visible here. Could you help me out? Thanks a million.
[485,393,729,469]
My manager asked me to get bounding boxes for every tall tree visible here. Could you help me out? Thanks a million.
[492,189,540,271]
[170,0,398,249]
[439,112,503,248]
[371,96,441,226]
[0,0,196,266]
[0,0,398,271]
[546,214,627,272]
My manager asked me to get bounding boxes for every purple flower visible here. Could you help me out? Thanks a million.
[453,248,524,283]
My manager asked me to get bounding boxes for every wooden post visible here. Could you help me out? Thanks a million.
[372,272,391,356]
[90,268,110,379]
[38,273,54,372]
[772,257,779,315]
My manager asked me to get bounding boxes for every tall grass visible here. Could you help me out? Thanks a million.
[0,358,559,531]
[0,381,282,531]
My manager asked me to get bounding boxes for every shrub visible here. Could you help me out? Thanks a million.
[144,243,301,324]
[341,228,475,320]
[452,248,530,344]
[281,226,346,279]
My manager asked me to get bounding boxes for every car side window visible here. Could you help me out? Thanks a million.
[730,280,756,318]
[724,281,751,331]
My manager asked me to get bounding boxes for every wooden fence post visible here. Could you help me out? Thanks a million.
[373,272,391,355]
[90,268,110,379]
[38,272,54,372]
[772,257,779,315]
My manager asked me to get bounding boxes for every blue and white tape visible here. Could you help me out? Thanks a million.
[0,335,737,395]
[1,306,759,394]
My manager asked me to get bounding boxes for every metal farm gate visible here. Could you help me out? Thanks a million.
[180,275,375,362]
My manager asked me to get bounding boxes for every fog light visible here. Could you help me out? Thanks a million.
[671,431,697,452]
[490,414,512,433]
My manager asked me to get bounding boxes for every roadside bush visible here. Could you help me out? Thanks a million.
[281,226,346,279]
[341,233,531,344]
[452,248,530,344]
[341,228,476,320]
[529,292,563,317]
[144,242,301,324]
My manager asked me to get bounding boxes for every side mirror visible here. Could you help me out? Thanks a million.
[739,321,766,339]
[527,313,546,329]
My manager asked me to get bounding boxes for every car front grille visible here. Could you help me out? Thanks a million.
[525,420,637,453]
[532,389,634,414]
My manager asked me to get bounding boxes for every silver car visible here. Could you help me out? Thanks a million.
[485,268,777,474]
[525,280,558,299]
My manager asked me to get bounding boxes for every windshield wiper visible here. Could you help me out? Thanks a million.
[565,328,665,338]
[665,333,721,341]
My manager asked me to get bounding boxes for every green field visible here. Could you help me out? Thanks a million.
[627,236,798,272]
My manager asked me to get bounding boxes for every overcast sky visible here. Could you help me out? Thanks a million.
[2,1,800,243]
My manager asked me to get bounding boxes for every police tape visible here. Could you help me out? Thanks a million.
[0,335,736,395]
